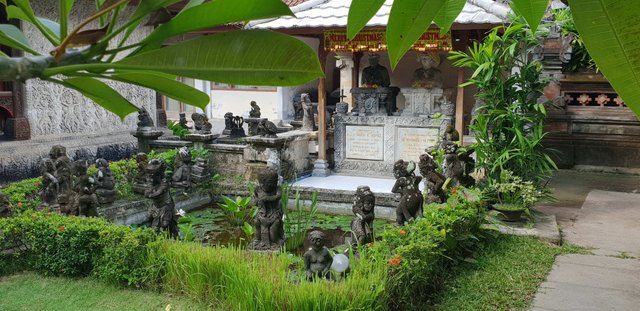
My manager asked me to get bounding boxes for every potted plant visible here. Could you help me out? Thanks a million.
[485,170,548,222]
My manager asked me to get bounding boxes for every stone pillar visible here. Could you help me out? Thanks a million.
[336,53,354,107]
[131,127,163,153]
[155,93,167,127]
[313,37,331,177]
[5,80,30,140]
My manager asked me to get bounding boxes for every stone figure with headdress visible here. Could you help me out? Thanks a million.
[145,158,179,238]
[412,53,443,89]
[351,185,376,246]
[392,160,423,225]
[361,53,390,87]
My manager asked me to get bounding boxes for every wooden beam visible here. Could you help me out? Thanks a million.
[455,67,465,145]
[318,36,328,161]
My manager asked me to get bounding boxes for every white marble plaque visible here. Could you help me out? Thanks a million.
[396,127,439,162]
[346,126,384,160]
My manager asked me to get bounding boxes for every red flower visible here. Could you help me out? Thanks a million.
[399,229,407,236]
[388,255,402,267]
[17,202,23,208]
[58,226,65,232]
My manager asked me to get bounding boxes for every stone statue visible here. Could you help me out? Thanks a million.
[137,107,154,128]
[257,119,278,138]
[145,159,179,238]
[392,160,423,226]
[133,152,149,194]
[39,158,59,208]
[458,147,476,187]
[418,154,447,204]
[0,191,11,218]
[351,185,375,246]
[94,158,117,204]
[49,145,72,207]
[191,112,212,134]
[223,112,234,135]
[171,147,192,193]
[301,93,316,131]
[178,112,191,129]
[412,53,443,89]
[292,96,303,121]
[71,160,98,217]
[249,101,261,118]
[361,53,390,87]
[249,167,284,251]
[442,142,464,189]
[303,230,333,281]
[229,115,246,138]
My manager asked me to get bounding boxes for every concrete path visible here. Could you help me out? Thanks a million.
[291,174,425,194]
[532,189,640,311]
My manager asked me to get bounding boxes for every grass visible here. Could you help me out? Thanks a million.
[0,273,211,311]
[431,235,590,311]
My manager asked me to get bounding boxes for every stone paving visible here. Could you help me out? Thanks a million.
[532,183,640,311]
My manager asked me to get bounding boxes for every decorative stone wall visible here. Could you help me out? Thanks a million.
[334,115,451,176]
[24,0,155,138]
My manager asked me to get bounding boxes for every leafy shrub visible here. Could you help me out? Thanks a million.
[0,177,42,212]
[167,120,190,139]
[368,188,485,310]
[0,213,158,286]
[281,184,318,251]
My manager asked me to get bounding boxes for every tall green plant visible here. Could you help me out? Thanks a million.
[449,18,557,182]
[280,184,318,252]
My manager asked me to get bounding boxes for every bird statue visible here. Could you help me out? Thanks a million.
[258,119,278,138]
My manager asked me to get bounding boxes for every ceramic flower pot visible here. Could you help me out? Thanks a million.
[492,203,526,222]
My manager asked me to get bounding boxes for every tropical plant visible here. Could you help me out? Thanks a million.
[449,18,557,182]
[484,170,549,210]
[280,184,318,252]
[218,194,256,227]
[190,147,208,161]
[167,120,190,139]
[0,0,322,119]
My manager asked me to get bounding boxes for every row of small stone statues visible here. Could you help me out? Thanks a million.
[37,145,116,217]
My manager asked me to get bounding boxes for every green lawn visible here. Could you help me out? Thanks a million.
[432,235,589,311]
[0,273,211,311]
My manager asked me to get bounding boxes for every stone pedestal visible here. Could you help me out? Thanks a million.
[351,87,400,116]
[333,115,452,176]
[184,133,218,183]
[246,117,267,136]
[312,159,331,177]
[244,136,288,181]
[131,127,163,153]
[400,87,444,116]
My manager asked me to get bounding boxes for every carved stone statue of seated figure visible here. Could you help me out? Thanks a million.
[145,159,179,238]
[351,186,375,246]
[392,160,423,226]
[39,158,59,208]
[303,230,333,280]
[249,167,284,251]
[72,160,98,217]
[171,147,192,193]
[419,154,447,204]
[412,53,443,89]
[361,53,390,87]
[94,158,117,204]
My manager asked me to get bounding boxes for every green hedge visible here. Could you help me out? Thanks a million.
[0,213,158,286]
[369,188,486,310]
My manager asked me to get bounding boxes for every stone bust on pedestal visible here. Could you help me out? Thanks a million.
[361,53,390,87]
[412,53,443,89]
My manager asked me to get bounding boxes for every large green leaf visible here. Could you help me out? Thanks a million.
[107,72,210,110]
[139,0,293,52]
[11,0,60,44]
[114,0,181,48]
[0,24,39,55]
[387,0,446,69]
[572,0,640,117]
[433,0,466,35]
[117,30,323,86]
[59,0,74,38]
[510,0,548,34]
[61,77,139,120]
[347,0,386,40]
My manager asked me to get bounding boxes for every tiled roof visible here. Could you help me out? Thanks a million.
[251,0,510,29]
[283,0,311,6]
